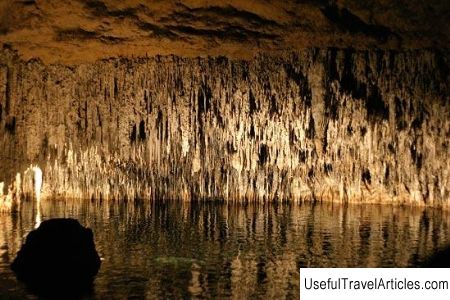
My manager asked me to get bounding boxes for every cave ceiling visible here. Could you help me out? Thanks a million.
[0,0,449,64]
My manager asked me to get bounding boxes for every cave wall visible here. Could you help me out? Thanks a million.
[0,48,449,205]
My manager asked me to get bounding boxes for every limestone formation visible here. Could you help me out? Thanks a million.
[0,48,448,206]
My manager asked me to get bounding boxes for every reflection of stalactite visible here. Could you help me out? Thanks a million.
[1,200,450,297]
[0,173,21,213]
[0,49,449,205]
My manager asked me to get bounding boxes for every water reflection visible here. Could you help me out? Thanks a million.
[1,200,449,299]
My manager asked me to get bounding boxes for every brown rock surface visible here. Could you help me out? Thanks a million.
[0,0,449,64]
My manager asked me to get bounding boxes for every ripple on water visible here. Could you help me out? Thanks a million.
[0,200,449,299]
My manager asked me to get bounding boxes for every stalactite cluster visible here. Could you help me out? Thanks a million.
[0,48,448,205]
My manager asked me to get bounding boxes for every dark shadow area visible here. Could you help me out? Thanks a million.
[161,3,281,31]
[321,3,395,42]
[166,24,278,42]
[56,28,98,41]
[11,218,101,299]
[421,247,450,268]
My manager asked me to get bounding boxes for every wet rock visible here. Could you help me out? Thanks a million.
[11,218,101,296]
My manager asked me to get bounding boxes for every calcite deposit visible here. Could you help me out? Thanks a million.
[0,48,448,206]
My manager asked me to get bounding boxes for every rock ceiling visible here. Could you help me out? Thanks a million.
[0,0,449,64]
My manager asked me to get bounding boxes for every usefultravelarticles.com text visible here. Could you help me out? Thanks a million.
[303,277,448,290]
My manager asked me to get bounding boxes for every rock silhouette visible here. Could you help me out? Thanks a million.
[422,247,450,268]
[11,218,101,297]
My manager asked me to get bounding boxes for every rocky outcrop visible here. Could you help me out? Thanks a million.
[11,218,101,296]
[0,48,449,206]
[0,0,449,64]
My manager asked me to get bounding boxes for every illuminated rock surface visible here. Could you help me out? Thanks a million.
[0,47,448,205]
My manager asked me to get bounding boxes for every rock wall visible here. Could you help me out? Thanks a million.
[0,48,449,205]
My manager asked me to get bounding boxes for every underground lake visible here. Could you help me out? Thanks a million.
[1,199,449,299]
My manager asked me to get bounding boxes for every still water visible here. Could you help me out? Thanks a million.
[1,199,449,299]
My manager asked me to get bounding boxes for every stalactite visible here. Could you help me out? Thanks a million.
[0,48,448,206]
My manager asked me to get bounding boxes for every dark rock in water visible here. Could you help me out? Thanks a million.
[11,218,101,297]
[422,247,450,267]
